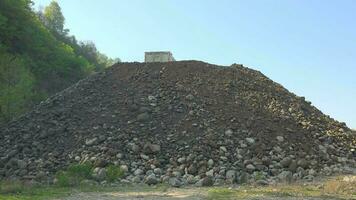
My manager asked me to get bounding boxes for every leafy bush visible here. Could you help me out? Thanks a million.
[254,171,265,181]
[67,163,93,179]
[0,180,26,194]
[106,165,124,182]
[55,171,71,187]
[55,163,93,186]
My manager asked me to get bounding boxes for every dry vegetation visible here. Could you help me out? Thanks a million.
[207,175,356,199]
[1,175,355,200]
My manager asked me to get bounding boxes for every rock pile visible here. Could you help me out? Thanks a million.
[0,61,355,186]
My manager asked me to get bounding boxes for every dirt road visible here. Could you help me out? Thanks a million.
[59,188,206,200]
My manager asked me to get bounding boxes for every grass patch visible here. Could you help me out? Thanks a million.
[207,177,356,200]
[0,182,72,200]
[55,163,93,187]
[0,181,25,195]
[207,188,235,200]
[0,181,171,200]
[323,176,356,196]
[67,163,93,179]
[106,165,124,182]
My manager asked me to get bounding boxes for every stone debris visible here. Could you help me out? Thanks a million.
[0,61,355,186]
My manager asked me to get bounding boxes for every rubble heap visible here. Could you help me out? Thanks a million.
[1,61,355,186]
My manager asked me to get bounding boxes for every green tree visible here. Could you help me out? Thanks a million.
[43,0,65,35]
[0,53,34,122]
[0,0,119,123]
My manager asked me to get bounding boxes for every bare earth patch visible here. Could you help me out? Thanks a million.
[58,188,206,200]
[56,175,356,200]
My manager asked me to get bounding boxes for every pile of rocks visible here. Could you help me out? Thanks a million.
[0,61,355,186]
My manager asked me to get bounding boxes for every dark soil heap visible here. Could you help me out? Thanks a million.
[0,61,355,185]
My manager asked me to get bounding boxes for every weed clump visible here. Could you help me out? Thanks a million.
[106,165,124,182]
[0,180,25,194]
[67,163,93,179]
[55,163,93,187]
[54,163,125,186]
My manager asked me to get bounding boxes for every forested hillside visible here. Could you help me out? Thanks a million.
[0,0,119,123]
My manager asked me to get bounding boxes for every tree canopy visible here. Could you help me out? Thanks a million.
[0,0,120,123]
[43,1,65,34]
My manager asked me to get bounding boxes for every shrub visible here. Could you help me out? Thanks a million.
[55,163,93,186]
[55,171,71,187]
[254,171,265,181]
[0,180,25,194]
[67,163,93,179]
[106,165,124,182]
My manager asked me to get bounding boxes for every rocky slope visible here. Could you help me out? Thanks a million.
[0,61,355,186]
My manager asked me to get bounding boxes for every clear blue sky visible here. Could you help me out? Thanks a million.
[32,0,356,128]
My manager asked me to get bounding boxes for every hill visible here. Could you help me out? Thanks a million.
[0,61,354,186]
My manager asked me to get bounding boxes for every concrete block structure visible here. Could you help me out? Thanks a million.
[145,51,175,62]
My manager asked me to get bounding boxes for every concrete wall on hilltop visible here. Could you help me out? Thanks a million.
[145,51,175,62]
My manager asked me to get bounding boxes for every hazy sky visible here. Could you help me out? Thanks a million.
[32,0,356,128]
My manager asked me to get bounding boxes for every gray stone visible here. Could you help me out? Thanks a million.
[256,179,269,186]
[120,165,129,172]
[214,178,225,186]
[280,157,292,168]
[116,153,123,159]
[207,159,214,168]
[147,95,156,102]
[308,169,316,176]
[318,145,327,154]
[196,176,214,187]
[185,94,194,101]
[206,169,214,177]
[75,156,81,161]
[187,164,197,175]
[145,170,154,176]
[288,160,298,172]
[225,129,233,137]
[132,176,141,183]
[220,146,227,152]
[184,174,198,184]
[134,168,144,176]
[276,136,284,142]
[137,112,150,122]
[131,144,140,153]
[173,171,182,178]
[153,168,162,175]
[278,171,292,183]
[140,154,149,160]
[303,175,314,182]
[85,137,98,146]
[94,159,108,168]
[177,157,186,163]
[246,164,255,171]
[17,160,27,169]
[7,150,18,158]
[96,168,107,181]
[273,146,282,153]
[143,143,161,154]
[237,172,250,184]
[145,174,159,185]
[225,170,236,183]
[35,171,46,181]
[168,177,182,187]
[297,158,309,169]
[245,138,255,145]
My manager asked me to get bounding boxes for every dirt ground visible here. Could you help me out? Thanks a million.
[60,188,205,200]
[58,189,345,200]
[57,175,356,200]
